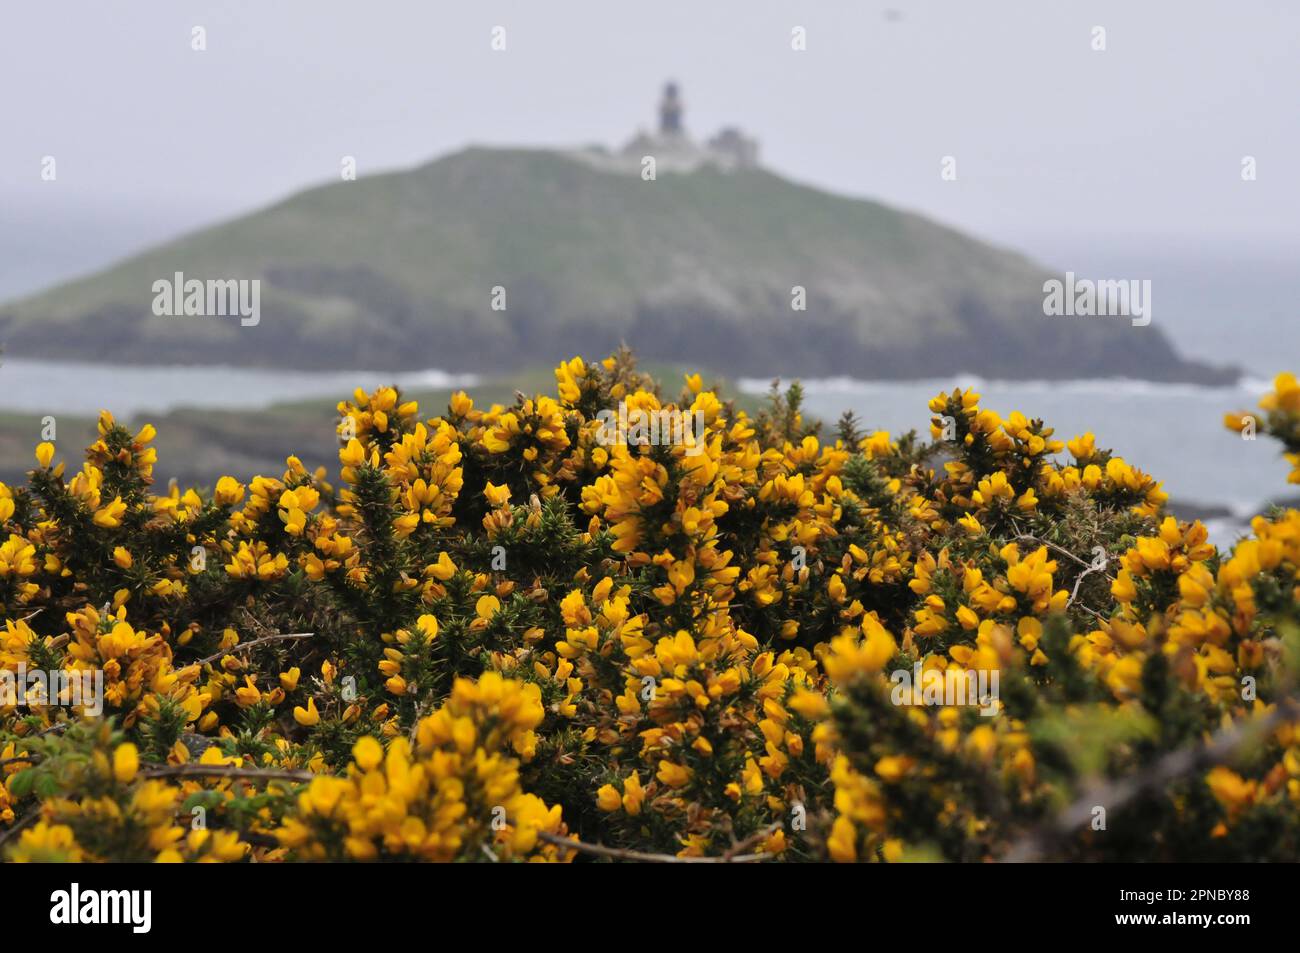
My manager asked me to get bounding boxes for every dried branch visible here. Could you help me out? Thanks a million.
[141,764,315,784]
[0,808,40,848]
[537,830,772,863]
[1016,533,1112,578]
[1067,563,1103,609]
[195,632,314,666]
[408,700,430,745]
[1013,531,1114,614]
[1003,695,1300,862]
[722,822,782,860]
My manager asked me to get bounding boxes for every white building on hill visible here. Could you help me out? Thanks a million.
[568,83,761,175]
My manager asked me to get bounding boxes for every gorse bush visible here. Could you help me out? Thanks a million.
[2,352,1299,862]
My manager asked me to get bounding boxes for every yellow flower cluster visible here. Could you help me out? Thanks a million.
[276,674,568,861]
[1,352,1299,863]
[9,726,248,863]
[1227,372,1300,484]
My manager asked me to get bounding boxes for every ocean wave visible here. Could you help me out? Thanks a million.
[0,359,479,417]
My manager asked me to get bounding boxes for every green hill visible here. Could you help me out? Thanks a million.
[0,147,1233,382]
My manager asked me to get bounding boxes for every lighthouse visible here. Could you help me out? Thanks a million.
[565,83,760,174]
[659,82,684,136]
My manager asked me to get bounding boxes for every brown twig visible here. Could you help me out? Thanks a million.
[537,830,772,863]
[140,764,315,784]
[1013,532,1114,614]
[1072,602,1105,621]
[195,632,314,666]
[1002,695,1300,862]
[1067,563,1103,609]
[1016,533,1112,577]
[722,822,782,860]
[0,808,40,848]
[408,701,430,745]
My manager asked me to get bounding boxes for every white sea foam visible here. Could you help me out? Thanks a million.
[0,359,478,417]
[740,372,1294,531]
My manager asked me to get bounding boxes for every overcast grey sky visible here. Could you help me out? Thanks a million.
[2,0,1297,286]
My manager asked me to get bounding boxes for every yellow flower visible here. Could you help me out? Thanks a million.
[1205,766,1257,817]
[874,755,915,783]
[859,431,894,459]
[622,773,645,815]
[113,743,139,783]
[596,783,622,812]
[484,481,512,507]
[827,573,846,603]
[10,823,83,863]
[352,736,383,771]
[235,677,262,707]
[293,697,320,727]
[656,760,693,789]
[428,552,457,581]
[823,615,897,685]
[827,815,857,863]
[35,442,55,468]
[339,438,367,468]
[1067,432,1096,461]
[788,689,829,720]
[214,476,245,505]
[475,595,501,620]
[112,546,133,569]
[93,496,127,528]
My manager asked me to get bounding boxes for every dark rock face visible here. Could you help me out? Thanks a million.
[0,288,1238,385]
